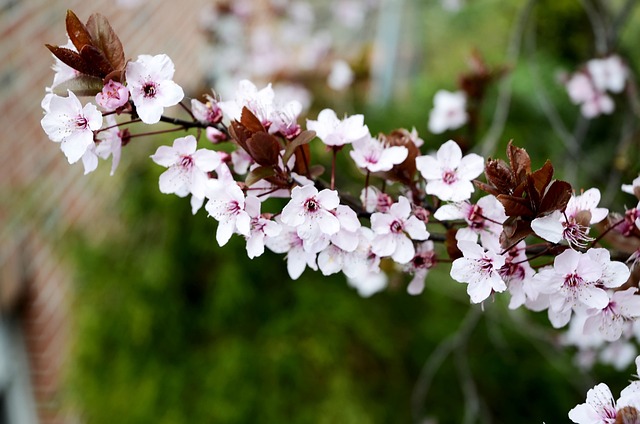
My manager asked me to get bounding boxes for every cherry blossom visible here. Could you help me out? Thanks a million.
[532,188,608,248]
[218,79,274,126]
[306,108,370,147]
[41,91,102,164]
[349,135,408,173]
[427,90,468,134]
[204,180,251,247]
[265,219,318,280]
[450,240,507,303]
[280,184,341,246]
[125,54,184,124]
[587,55,627,94]
[434,195,506,247]
[622,174,640,197]
[269,100,302,140]
[405,241,436,295]
[150,135,221,199]
[191,94,223,125]
[569,381,640,424]
[96,80,129,112]
[416,140,484,202]
[244,196,281,259]
[92,115,124,176]
[370,196,430,264]
[585,288,640,342]
[327,59,354,91]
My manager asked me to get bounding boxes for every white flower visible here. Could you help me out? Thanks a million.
[327,60,354,91]
[218,79,274,126]
[416,140,484,202]
[94,115,123,175]
[450,240,506,303]
[265,219,318,280]
[585,288,640,342]
[306,108,369,147]
[622,174,640,196]
[427,90,468,134]
[405,241,436,295]
[204,180,251,246]
[587,55,627,94]
[532,188,608,248]
[150,135,221,198]
[126,54,184,124]
[349,135,408,173]
[280,184,341,247]
[568,383,618,423]
[41,91,102,164]
[244,196,281,259]
[370,196,430,264]
[535,249,611,328]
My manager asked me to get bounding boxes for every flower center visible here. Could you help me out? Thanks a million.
[143,82,157,98]
[478,257,493,272]
[562,221,594,249]
[412,251,435,269]
[442,169,457,185]
[468,204,485,229]
[75,116,88,129]
[564,273,583,288]
[180,155,194,169]
[390,220,403,233]
[305,198,319,212]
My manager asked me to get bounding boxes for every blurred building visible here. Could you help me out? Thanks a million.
[0,1,210,422]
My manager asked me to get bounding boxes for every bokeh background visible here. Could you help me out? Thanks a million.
[2,0,640,423]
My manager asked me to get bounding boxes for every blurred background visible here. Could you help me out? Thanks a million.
[2,0,640,423]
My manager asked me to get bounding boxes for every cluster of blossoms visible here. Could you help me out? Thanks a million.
[40,11,640,420]
[565,55,628,118]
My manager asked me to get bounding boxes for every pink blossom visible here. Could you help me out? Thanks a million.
[150,135,221,198]
[218,79,274,126]
[450,240,507,303]
[370,196,430,264]
[265,219,318,280]
[96,80,129,111]
[416,140,484,202]
[405,241,436,295]
[327,60,354,91]
[568,383,618,423]
[434,195,506,247]
[585,288,640,342]
[126,54,184,124]
[349,135,408,173]
[244,196,281,258]
[306,108,370,147]
[41,91,102,164]
[191,94,223,125]
[428,90,468,134]
[280,184,341,247]
[204,180,251,246]
[587,55,627,94]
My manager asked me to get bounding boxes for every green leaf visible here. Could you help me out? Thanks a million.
[245,166,276,187]
[52,75,104,96]
[282,130,316,165]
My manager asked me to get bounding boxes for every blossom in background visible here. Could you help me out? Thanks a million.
[587,55,627,94]
[150,135,221,199]
[191,93,223,125]
[41,91,102,164]
[370,196,430,264]
[96,80,129,112]
[427,90,468,134]
[327,59,354,91]
[622,174,640,196]
[306,108,369,147]
[126,54,184,124]
[416,140,484,202]
[349,135,408,173]
[269,100,302,140]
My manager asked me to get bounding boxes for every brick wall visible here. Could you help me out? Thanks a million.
[0,1,211,422]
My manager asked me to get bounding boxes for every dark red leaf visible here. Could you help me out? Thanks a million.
[79,44,113,77]
[506,141,531,184]
[499,218,533,249]
[46,45,93,76]
[66,10,93,51]
[539,180,572,215]
[229,121,251,152]
[484,158,514,195]
[240,107,264,133]
[292,144,311,176]
[530,160,554,195]
[473,180,499,196]
[86,13,126,71]
[246,132,281,167]
[497,194,533,217]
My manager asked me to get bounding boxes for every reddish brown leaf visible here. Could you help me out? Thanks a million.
[539,180,572,215]
[86,13,126,71]
[499,218,533,249]
[497,194,533,217]
[526,174,541,211]
[506,141,531,184]
[484,158,514,195]
[46,45,94,76]
[530,160,553,196]
[473,180,499,196]
[240,107,264,133]
[229,121,251,152]
[292,144,311,176]
[246,132,281,167]
[79,45,113,77]
[66,10,93,51]
[445,228,463,260]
